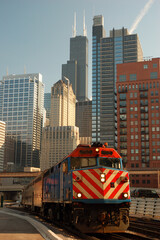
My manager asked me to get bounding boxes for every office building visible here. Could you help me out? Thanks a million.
[62,60,77,96]
[0,73,44,171]
[70,35,88,101]
[76,100,92,138]
[50,80,76,127]
[40,126,79,170]
[62,16,88,101]
[0,121,5,172]
[92,15,106,143]
[44,93,51,119]
[40,80,79,170]
[117,58,160,188]
[92,15,143,147]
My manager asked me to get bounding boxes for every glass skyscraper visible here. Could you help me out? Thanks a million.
[44,93,51,119]
[92,15,105,142]
[100,28,143,148]
[92,15,143,147]
[0,73,44,171]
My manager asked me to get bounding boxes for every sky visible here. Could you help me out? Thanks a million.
[0,0,160,99]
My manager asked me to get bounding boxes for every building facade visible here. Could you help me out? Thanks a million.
[0,121,5,172]
[92,15,105,143]
[40,80,79,170]
[76,100,92,138]
[44,93,51,120]
[92,15,143,147]
[40,126,79,171]
[0,73,44,171]
[62,60,77,96]
[50,80,76,127]
[62,35,88,101]
[117,58,160,187]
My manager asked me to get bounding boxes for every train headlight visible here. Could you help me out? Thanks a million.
[122,192,128,199]
[100,173,106,183]
[77,192,82,198]
[95,148,99,152]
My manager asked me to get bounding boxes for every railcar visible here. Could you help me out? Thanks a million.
[22,172,44,211]
[22,143,131,233]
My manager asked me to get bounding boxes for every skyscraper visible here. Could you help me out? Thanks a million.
[70,35,88,101]
[92,15,143,147]
[0,73,44,171]
[62,16,88,101]
[76,100,92,138]
[40,126,79,170]
[40,79,79,170]
[44,93,51,119]
[92,15,105,143]
[62,60,77,96]
[50,80,76,127]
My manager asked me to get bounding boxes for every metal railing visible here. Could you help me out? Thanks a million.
[130,198,160,220]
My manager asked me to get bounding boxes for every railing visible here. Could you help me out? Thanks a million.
[130,198,160,220]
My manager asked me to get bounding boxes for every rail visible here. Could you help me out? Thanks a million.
[130,198,160,220]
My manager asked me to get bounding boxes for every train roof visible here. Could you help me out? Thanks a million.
[44,143,121,175]
[66,143,121,159]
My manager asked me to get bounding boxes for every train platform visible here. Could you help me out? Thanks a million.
[0,207,78,240]
[0,208,44,240]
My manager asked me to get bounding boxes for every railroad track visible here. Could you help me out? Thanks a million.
[129,217,160,239]
[7,206,160,240]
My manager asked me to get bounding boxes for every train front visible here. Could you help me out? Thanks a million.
[70,143,131,233]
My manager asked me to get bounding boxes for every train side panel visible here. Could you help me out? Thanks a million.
[43,159,72,203]
[34,176,43,207]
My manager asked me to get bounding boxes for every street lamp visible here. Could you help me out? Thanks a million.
[63,76,70,126]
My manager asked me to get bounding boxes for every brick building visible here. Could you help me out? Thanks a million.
[116,58,160,188]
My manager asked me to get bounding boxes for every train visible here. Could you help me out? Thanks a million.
[22,142,131,233]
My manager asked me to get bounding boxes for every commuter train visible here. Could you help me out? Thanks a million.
[22,143,131,233]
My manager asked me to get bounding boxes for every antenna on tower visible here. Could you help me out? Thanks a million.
[24,65,26,74]
[72,12,76,37]
[83,10,87,36]
[6,67,8,76]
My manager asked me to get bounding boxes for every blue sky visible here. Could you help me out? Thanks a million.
[0,0,159,98]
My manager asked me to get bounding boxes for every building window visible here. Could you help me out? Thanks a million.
[144,64,148,69]
[150,72,158,79]
[119,75,126,82]
[153,63,157,68]
[130,74,137,81]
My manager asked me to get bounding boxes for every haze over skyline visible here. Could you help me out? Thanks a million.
[0,0,160,98]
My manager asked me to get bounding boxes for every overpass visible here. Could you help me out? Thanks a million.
[0,171,41,201]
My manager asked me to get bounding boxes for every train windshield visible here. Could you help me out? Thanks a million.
[99,158,121,169]
[70,157,97,170]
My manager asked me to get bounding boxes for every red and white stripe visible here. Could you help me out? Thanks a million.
[72,168,130,200]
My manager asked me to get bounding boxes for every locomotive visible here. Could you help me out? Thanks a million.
[22,143,131,233]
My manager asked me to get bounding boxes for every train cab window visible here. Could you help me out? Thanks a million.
[81,158,96,168]
[71,157,96,170]
[99,158,121,169]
